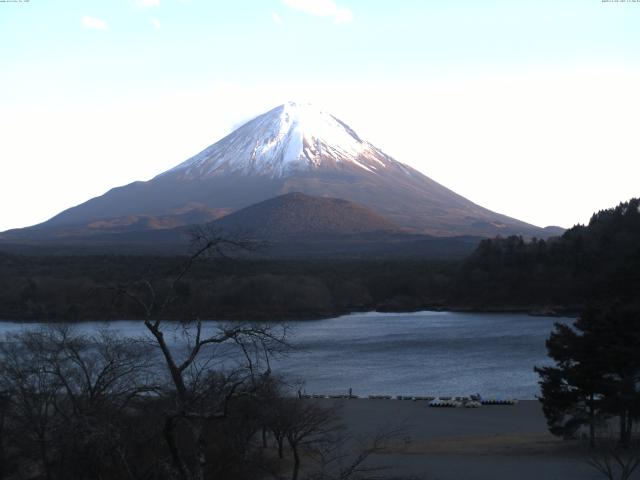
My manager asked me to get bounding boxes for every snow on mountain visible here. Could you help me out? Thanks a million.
[3,101,557,240]
[164,101,393,179]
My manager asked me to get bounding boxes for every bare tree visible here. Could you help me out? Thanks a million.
[587,439,640,480]
[0,327,157,480]
[113,228,288,480]
[275,399,342,480]
[308,426,407,480]
[0,380,12,478]
[0,331,62,480]
[23,327,155,412]
[43,328,156,479]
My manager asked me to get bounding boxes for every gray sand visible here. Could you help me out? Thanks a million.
[318,399,604,480]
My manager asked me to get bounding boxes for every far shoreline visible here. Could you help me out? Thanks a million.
[0,306,578,324]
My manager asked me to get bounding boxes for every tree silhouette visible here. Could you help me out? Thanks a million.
[536,304,640,447]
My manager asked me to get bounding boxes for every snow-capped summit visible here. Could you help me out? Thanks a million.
[164,101,395,179]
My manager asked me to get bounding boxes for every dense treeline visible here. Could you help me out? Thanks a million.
[1,198,639,321]
[0,255,456,321]
[454,198,640,311]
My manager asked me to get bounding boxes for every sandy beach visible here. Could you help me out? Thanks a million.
[320,398,602,480]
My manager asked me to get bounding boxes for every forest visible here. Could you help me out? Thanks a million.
[0,198,638,322]
[455,197,640,311]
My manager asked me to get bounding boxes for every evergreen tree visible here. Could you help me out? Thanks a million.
[536,304,640,447]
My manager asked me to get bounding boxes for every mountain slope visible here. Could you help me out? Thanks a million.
[0,193,485,260]
[4,101,555,239]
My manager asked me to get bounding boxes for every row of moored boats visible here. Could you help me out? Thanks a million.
[300,393,518,407]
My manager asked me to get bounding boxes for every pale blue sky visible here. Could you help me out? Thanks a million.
[1,0,640,231]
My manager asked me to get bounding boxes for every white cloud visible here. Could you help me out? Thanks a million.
[136,0,160,8]
[333,7,352,23]
[81,16,107,31]
[283,0,353,23]
[151,17,161,29]
[272,12,283,25]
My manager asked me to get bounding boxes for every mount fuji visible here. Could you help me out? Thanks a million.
[3,101,559,242]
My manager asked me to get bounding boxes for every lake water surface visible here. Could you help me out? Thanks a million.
[0,311,573,399]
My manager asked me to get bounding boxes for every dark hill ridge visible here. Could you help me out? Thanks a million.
[0,193,482,260]
[213,192,399,238]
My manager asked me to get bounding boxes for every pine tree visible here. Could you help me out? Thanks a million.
[536,304,640,447]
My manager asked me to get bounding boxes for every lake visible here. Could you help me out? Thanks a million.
[0,311,573,400]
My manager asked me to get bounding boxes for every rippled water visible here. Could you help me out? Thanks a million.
[0,311,573,399]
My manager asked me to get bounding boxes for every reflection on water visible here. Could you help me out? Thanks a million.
[0,311,573,399]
